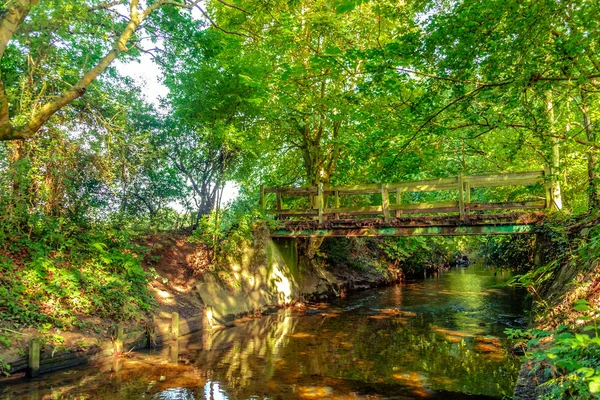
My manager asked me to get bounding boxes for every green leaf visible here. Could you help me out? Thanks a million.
[574,299,591,312]
[335,0,363,13]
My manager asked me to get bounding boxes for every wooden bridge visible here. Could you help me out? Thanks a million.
[261,171,555,237]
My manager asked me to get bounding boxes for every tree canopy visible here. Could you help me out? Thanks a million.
[1,0,599,228]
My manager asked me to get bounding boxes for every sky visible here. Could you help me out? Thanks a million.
[116,54,240,207]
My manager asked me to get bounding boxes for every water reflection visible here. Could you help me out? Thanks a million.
[1,266,525,400]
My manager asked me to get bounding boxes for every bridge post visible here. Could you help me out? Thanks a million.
[318,183,324,224]
[381,184,391,223]
[276,191,283,220]
[464,181,471,217]
[396,188,402,218]
[458,172,465,220]
[544,167,561,210]
[334,190,340,220]
[260,184,266,210]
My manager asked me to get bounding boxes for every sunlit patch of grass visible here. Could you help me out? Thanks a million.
[0,227,155,329]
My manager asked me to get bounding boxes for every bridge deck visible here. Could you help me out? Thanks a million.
[262,171,554,237]
[270,213,543,237]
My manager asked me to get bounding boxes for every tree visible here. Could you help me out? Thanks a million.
[0,0,209,141]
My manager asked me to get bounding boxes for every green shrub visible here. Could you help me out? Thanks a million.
[0,221,155,329]
[507,300,600,399]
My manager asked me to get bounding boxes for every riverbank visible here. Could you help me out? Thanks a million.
[0,230,402,380]
[2,266,524,399]
[511,217,600,399]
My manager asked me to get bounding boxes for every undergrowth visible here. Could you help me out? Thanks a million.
[507,300,600,399]
[0,218,155,331]
[505,215,600,398]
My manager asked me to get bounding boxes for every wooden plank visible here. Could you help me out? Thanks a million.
[464,171,544,187]
[390,201,459,210]
[382,184,391,223]
[389,177,458,192]
[271,224,536,238]
[391,207,459,214]
[394,183,459,193]
[466,178,544,188]
[327,183,380,191]
[264,187,317,195]
[324,206,383,214]
[468,201,546,210]
[395,188,402,218]
[268,210,318,216]
[334,188,381,195]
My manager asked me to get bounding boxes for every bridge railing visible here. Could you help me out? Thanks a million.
[260,170,552,224]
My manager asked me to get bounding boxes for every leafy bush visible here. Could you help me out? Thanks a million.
[507,300,600,399]
[0,220,155,329]
[477,235,536,273]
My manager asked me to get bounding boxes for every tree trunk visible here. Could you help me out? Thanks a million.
[546,91,563,210]
[581,89,598,211]
[0,0,189,141]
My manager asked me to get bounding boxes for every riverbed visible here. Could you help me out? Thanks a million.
[2,266,528,399]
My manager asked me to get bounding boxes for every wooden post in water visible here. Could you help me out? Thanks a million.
[318,183,324,224]
[170,312,179,341]
[381,184,391,223]
[203,305,214,330]
[28,339,40,378]
[114,325,124,354]
[458,172,465,221]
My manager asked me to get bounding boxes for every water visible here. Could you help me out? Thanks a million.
[2,266,527,400]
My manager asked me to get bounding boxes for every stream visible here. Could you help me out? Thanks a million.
[2,266,528,400]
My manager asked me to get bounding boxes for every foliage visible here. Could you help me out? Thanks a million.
[190,195,268,263]
[0,219,155,329]
[320,236,460,277]
[507,300,600,399]
[477,235,536,273]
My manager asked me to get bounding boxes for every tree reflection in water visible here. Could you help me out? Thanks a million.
[3,267,524,400]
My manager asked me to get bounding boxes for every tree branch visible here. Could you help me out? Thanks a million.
[0,0,204,141]
[0,0,38,60]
